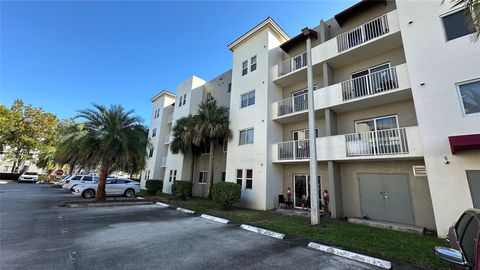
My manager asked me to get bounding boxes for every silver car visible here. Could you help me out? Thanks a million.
[73,178,140,199]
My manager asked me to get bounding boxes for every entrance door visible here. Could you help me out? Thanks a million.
[359,173,414,225]
[293,174,321,209]
[467,171,480,208]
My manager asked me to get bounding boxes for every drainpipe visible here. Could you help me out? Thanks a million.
[302,27,320,225]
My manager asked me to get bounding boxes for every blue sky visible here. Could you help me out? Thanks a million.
[1,0,357,123]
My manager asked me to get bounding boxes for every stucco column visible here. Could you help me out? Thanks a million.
[325,108,337,136]
[327,161,343,218]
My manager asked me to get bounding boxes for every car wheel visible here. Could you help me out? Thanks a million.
[124,189,135,198]
[82,189,95,199]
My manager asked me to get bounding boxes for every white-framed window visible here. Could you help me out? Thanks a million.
[355,115,398,133]
[441,9,475,41]
[245,169,253,189]
[242,60,248,76]
[179,96,183,107]
[223,140,228,152]
[250,55,257,72]
[457,79,480,115]
[169,170,177,182]
[183,94,186,105]
[236,169,243,186]
[152,128,157,137]
[239,128,254,145]
[200,142,210,155]
[148,147,154,158]
[221,171,226,182]
[227,83,232,94]
[198,171,208,184]
[240,90,255,108]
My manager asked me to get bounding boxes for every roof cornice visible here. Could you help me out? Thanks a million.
[150,90,175,102]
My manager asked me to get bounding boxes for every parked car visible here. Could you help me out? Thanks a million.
[435,208,480,270]
[73,178,140,199]
[18,172,38,183]
[62,175,99,191]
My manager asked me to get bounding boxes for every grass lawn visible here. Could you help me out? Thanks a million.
[140,192,449,270]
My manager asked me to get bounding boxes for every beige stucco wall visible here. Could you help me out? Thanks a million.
[339,160,436,230]
[336,99,418,134]
[281,163,329,196]
[282,118,326,140]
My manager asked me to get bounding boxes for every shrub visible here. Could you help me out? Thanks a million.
[0,173,21,181]
[145,180,163,195]
[171,181,192,199]
[212,182,241,209]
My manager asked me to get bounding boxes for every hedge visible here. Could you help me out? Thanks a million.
[212,182,241,209]
[171,181,192,199]
[145,180,163,195]
[0,173,21,181]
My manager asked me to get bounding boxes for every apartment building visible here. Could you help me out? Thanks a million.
[142,0,480,237]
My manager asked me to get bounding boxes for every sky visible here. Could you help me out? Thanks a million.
[1,0,357,123]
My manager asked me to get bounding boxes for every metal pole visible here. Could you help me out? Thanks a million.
[305,31,319,225]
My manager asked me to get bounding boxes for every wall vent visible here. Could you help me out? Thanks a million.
[413,165,427,177]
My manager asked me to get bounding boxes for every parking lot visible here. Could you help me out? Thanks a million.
[0,181,380,270]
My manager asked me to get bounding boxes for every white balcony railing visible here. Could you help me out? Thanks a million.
[160,158,167,167]
[277,52,307,77]
[277,140,310,160]
[341,66,399,101]
[337,14,389,52]
[164,134,171,145]
[277,92,308,117]
[345,128,408,156]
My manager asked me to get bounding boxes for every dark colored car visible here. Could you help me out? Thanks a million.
[435,209,480,270]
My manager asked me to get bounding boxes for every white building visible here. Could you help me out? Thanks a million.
[142,0,480,237]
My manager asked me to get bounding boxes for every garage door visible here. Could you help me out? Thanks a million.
[467,171,480,208]
[359,173,414,225]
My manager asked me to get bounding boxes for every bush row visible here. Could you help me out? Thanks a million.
[145,180,163,195]
[172,181,192,199]
[212,182,241,209]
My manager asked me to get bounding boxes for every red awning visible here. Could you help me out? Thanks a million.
[448,134,480,154]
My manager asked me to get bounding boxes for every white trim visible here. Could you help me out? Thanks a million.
[240,90,255,109]
[150,90,175,102]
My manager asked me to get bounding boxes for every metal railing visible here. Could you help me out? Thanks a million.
[277,92,309,117]
[345,128,408,156]
[337,14,389,52]
[277,140,310,160]
[277,52,307,77]
[341,66,399,101]
[164,135,171,144]
[160,158,167,167]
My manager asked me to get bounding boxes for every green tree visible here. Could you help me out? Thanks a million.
[0,100,59,172]
[69,104,147,201]
[193,100,231,198]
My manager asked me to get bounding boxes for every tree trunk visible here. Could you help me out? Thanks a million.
[68,162,75,175]
[190,151,197,196]
[96,165,108,202]
[10,161,16,173]
[206,139,215,199]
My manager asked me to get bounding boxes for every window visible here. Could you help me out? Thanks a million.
[355,115,398,133]
[169,170,177,182]
[82,176,92,181]
[183,94,186,105]
[240,90,255,108]
[292,128,319,140]
[200,142,210,155]
[227,83,232,94]
[223,140,228,152]
[152,128,157,137]
[236,169,243,186]
[198,171,208,184]
[148,147,154,158]
[179,96,183,107]
[442,9,475,41]
[458,80,480,115]
[239,128,254,145]
[221,171,226,182]
[207,93,214,102]
[242,60,248,76]
[246,169,253,189]
[250,56,257,72]
[71,176,82,180]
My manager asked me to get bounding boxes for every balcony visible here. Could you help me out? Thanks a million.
[277,52,307,77]
[337,14,389,53]
[164,135,171,145]
[272,126,423,162]
[274,92,308,119]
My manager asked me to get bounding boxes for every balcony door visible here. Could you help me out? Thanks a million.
[293,174,321,209]
[353,115,400,155]
[350,63,391,98]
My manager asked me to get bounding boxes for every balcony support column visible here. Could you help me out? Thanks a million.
[327,161,343,218]
[322,62,333,87]
[325,108,337,136]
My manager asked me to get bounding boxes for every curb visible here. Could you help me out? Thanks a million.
[155,202,170,208]
[240,224,285,240]
[176,207,195,214]
[307,242,392,269]
[200,214,229,224]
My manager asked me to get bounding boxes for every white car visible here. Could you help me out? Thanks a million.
[18,172,38,183]
[73,178,140,199]
[62,175,99,191]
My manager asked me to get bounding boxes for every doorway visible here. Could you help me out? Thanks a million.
[293,174,321,209]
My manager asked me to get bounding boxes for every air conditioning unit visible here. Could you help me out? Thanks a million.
[413,165,427,177]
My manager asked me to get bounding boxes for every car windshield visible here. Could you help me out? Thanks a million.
[24,172,37,175]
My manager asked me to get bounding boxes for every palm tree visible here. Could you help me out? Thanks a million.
[71,104,147,201]
[447,0,480,41]
[193,100,231,198]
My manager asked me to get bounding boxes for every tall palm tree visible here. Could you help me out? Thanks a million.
[193,100,231,198]
[447,0,480,41]
[72,104,147,201]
